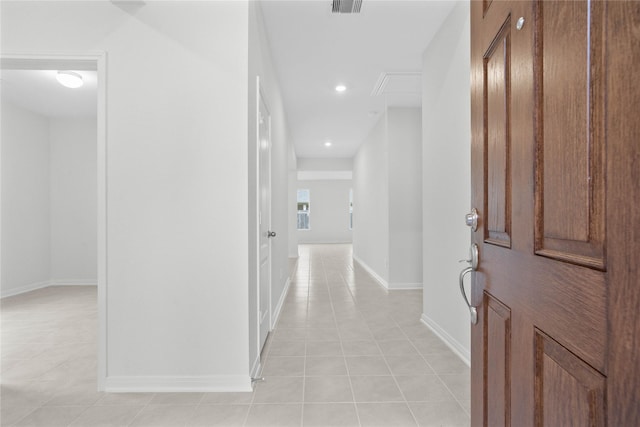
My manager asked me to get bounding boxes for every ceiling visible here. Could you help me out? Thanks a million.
[0,69,97,118]
[260,0,456,158]
[0,1,455,157]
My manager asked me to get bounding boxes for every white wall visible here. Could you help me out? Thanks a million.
[1,103,97,297]
[2,1,252,390]
[421,1,472,364]
[296,157,353,245]
[248,1,292,377]
[50,118,97,284]
[1,101,51,297]
[297,179,352,244]
[353,115,389,284]
[388,108,422,287]
[352,108,422,289]
[288,149,299,258]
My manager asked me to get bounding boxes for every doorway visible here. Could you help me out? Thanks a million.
[0,53,107,389]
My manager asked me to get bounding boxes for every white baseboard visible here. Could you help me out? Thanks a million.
[271,278,290,330]
[1,279,98,299]
[298,240,353,245]
[104,375,253,393]
[250,356,262,380]
[352,254,389,289]
[421,314,470,367]
[351,256,422,290]
[50,279,98,286]
[388,282,423,290]
[1,280,50,299]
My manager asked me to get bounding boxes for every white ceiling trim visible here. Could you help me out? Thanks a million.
[371,71,422,96]
[298,171,353,181]
[1,55,98,71]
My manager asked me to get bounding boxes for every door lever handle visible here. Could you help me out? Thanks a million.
[459,267,478,325]
[459,244,479,270]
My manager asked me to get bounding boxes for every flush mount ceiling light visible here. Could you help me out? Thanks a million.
[324,141,333,147]
[56,71,83,89]
[335,84,347,93]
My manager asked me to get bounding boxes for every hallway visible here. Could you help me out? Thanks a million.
[256,244,470,426]
[1,244,469,426]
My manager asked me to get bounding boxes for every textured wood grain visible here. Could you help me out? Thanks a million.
[485,296,511,427]
[470,1,612,426]
[541,0,589,242]
[606,2,640,426]
[485,24,511,247]
[534,0,606,270]
[535,331,605,427]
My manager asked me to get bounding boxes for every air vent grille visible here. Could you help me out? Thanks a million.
[332,0,362,14]
[371,72,422,96]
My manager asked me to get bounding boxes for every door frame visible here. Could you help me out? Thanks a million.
[605,3,640,423]
[255,75,273,356]
[0,52,108,390]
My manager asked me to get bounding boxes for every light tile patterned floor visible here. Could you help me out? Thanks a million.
[1,244,469,426]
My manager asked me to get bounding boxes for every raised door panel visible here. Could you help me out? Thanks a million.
[484,294,511,427]
[534,0,606,269]
[484,18,512,248]
[535,330,606,426]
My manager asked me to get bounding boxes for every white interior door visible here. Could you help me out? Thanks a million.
[258,86,272,352]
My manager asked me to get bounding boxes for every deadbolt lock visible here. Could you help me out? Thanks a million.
[465,208,479,232]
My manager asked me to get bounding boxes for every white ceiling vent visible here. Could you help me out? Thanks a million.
[332,0,362,14]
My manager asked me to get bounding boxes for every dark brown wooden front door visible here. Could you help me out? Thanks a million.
[470,1,640,426]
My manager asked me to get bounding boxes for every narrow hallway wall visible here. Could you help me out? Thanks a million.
[421,1,472,363]
[353,114,389,284]
[248,0,293,377]
[352,107,422,289]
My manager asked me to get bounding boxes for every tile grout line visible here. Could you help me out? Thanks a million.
[405,329,471,419]
[395,299,471,422]
[326,252,363,427]
[361,295,420,426]
[123,399,153,427]
[2,246,468,427]
[300,252,311,426]
[245,253,306,427]
[346,246,469,423]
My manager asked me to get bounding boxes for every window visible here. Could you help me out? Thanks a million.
[349,189,353,230]
[297,189,310,230]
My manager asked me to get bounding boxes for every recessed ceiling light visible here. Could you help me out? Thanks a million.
[335,84,347,93]
[56,71,83,89]
[324,141,332,147]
